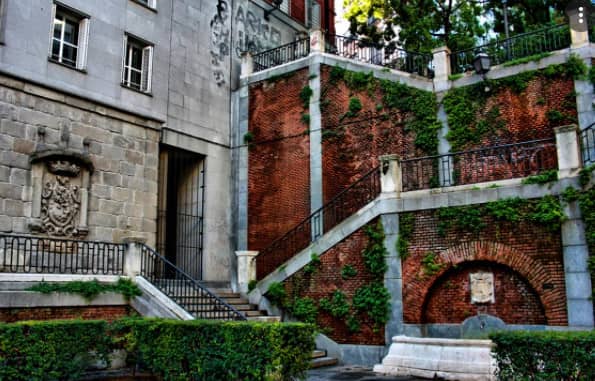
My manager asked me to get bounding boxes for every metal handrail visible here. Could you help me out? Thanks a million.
[580,122,595,166]
[0,234,125,275]
[325,34,434,78]
[450,24,570,74]
[139,244,246,321]
[401,138,558,191]
[253,37,310,72]
[256,165,381,280]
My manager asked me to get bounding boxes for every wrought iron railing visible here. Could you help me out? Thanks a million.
[401,138,558,191]
[253,38,310,72]
[325,34,434,78]
[0,234,125,274]
[256,166,381,280]
[580,122,595,166]
[450,24,570,74]
[139,245,245,320]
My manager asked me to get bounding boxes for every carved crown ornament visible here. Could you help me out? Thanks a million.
[27,127,94,238]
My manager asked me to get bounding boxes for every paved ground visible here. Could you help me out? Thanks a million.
[307,366,426,381]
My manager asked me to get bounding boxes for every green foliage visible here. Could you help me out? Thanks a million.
[521,169,558,185]
[502,52,553,67]
[346,315,361,333]
[300,113,310,125]
[546,109,575,125]
[248,280,258,293]
[289,298,318,324]
[483,197,528,222]
[421,252,444,276]
[243,131,254,144]
[565,53,588,80]
[266,281,287,308]
[397,213,415,259]
[340,264,358,279]
[561,186,581,203]
[579,164,595,187]
[299,86,313,108]
[589,66,595,87]
[27,278,141,301]
[448,73,464,81]
[490,331,595,380]
[529,195,566,231]
[362,220,388,278]
[437,206,485,235]
[303,253,321,275]
[0,320,111,381]
[353,282,390,328]
[347,97,363,116]
[319,290,350,319]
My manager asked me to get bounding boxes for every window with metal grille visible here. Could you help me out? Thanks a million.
[49,3,89,70]
[121,35,153,93]
[133,0,157,10]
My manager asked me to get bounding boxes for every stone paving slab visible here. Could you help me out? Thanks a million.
[307,366,426,381]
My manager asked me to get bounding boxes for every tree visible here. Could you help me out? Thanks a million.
[488,0,570,36]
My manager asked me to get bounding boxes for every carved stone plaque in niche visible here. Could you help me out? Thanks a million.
[470,272,495,304]
[28,129,93,238]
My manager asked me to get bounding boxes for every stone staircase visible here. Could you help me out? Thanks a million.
[311,349,338,368]
[208,287,280,322]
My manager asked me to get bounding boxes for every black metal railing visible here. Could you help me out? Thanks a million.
[580,122,595,166]
[402,138,558,191]
[450,24,570,74]
[0,234,125,275]
[256,166,381,280]
[325,34,434,78]
[140,245,245,321]
[253,38,310,72]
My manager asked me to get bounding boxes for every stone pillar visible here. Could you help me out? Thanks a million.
[309,62,323,241]
[236,251,258,294]
[310,29,325,53]
[432,46,451,92]
[561,201,594,328]
[241,52,254,77]
[381,214,404,348]
[380,155,402,196]
[123,236,146,278]
[555,124,581,178]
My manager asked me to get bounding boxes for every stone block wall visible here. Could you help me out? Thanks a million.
[0,74,160,246]
[248,69,311,251]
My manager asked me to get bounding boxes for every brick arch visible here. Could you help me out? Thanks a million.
[403,241,567,325]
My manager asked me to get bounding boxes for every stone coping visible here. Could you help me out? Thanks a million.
[391,335,493,347]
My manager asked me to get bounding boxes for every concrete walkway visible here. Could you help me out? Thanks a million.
[307,366,426,380]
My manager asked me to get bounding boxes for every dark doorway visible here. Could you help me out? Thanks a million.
[157,146,205,280]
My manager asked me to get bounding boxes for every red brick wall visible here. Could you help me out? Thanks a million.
[402,208,567,325]
[291,0,306,23]
[0,306,135,323]
[320,65,419,204]
[248,69,311,251]
[423,262,546,324]
[282,221,384,345]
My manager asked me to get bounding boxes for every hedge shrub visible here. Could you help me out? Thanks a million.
[490,331,595,380]
[0,318,316,381]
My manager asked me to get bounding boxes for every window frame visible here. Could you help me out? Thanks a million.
[121,34,154,94]
[131,0,157,11]
[48,3,90,71]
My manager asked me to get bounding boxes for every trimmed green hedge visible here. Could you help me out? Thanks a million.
[0,318,316,381]
[490,331,595,380]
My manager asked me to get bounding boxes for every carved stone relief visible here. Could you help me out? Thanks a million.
[28,127,93,238]
[470,272,495,304]
[210,0,230,86]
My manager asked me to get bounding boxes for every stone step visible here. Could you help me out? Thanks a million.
[247,315,281,322]
[310,356,339,369]
[311,349,326,359]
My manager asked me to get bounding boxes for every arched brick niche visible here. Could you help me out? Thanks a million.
[403,241,567,326]
[422,261,546,325]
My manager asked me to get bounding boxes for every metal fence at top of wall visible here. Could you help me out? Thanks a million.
[256,166,381,280]
[325,34,434,78]
[0,234,125,275]
[580,122,595,166]
[252,38,310,72]
[401,138,558,191]
[450,24,571,74]
[139,244,245,321]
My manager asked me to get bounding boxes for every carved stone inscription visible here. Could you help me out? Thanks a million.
[41,174,81,237]
[470,272,495,304]
[210,0,230,86]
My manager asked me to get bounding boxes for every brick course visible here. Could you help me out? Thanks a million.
[0,306,135,323]
[248,69,311,251]
[401,208,567,325]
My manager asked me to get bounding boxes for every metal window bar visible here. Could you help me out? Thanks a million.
[580,122,595,166]
[0,234,125,275]
[450,24,570,74]
[253,37,310,72]
[139,244,245,320]
[256,166,381,280]
[325,34,434,78]
[401,138,558,191]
